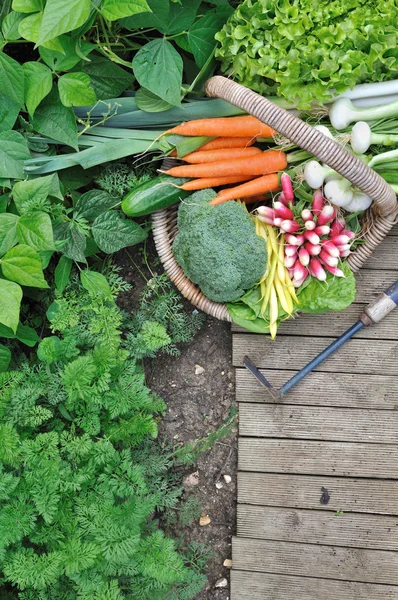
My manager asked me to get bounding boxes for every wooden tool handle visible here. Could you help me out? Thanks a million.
[360,280,398,325]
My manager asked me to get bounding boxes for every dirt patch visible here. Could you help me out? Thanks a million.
[115,241,237,600]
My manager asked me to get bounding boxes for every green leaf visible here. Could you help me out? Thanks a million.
[298,262,356,314]
[84,237,99,257]
[18,10,64,50]
[15,322,40,346]
[32,87,78,150]
[0,194,8,213]
[0,131,30,179]
[166,0,201,35]
[58,72,96,107]
[0,344,11,371]
[132,39,183,107]
[120,0,169,32]
[53,221,86,262]
[0,94,19,133]
[188,10,231,68]
[0,0,12,26]
[39,35,94,71]
[38,0,90,45]
[80,270,112,298]
[0,51,24,108]
[73,190,118,221]
[92,211,147,253]
[100,0,150,21]
[82,54,133,100]
[2,10,25,39]
[22,61,52,116]
[0,213,19,257]
[37,335,61,363]
[39,250,53,268]
[54,254,71,293]
[16,211,55,251]
[0,279,22,332]
[1,244,49,288]
[12,173,60,214]
[135,87,174,112]
[12,0,42,12]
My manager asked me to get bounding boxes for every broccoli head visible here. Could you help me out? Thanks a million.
[172,189,267,303]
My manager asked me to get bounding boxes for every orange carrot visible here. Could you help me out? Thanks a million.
[169,149,178,157]
[182,147,262,164]
[166,116,276,139]
[179,175,254,191]
[209,174,281,206]
[198,137,256,151]
[242,194,269,204]
[162,150,287,179]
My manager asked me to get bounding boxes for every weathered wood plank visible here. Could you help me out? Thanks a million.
[235,368,398,409]
[361,236,398,270]
[239,438,398,478]
[237,504,398,550]
[239,403,398,443]
[232,537,398,584]
[232,303,398,337]
[237,472,398,515]
[231,571,398,600]
[233,335,398,374]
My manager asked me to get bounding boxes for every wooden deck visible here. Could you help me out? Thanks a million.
[231,226,398,599]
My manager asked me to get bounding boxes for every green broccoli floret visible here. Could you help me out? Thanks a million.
[172,189,267,303]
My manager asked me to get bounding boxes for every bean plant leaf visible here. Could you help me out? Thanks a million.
[100,0,150,21]
[39,250,53,268]
[135,87,174,112]
[54,254,72,293]
[92,211,147,253]
[166,0,202,34]
[15,322,40,346]
[132,39,183,106]
[0,279,22,332]
[0,213,19,257]
[2,11,25,40]
[120,0,169,31]
[58,72,96,107]
[53,221,86,262]
[0,0,12,25]
[0,131,30,179]
[80,270,113,298]
[0,51,24,108]
[16,211,55,251]
[73,190,118,221]
[82,54,134,100]
[1,244,49,288]
[18,10,64,51]
[188,10,232,68]
[38,0,90,45]
[12,173,61,214]
[0,344,11,372]
[0,94,20,132]
[32,87,78,150]
[23,61,52,116]
[12,0,43,12]
[39,35,94,71]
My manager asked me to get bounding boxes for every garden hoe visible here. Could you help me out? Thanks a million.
[244,279,398,400]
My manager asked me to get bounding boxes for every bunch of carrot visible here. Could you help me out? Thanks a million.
[161,115,287,203]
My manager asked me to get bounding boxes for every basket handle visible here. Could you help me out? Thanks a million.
[205,76,397,217]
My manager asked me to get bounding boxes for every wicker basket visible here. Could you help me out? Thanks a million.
[152,76,398,321]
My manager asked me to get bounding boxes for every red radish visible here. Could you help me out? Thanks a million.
[298,247,310,266]
[301,209,313,221]
[293,260,308,287]
[288,267,295,279]
[257,206,275,219]
[278,191,287,205]
[337,243,351,252]
[305,242,322,256]
[281,172,294,202]
[286,233,304,246]
[330,234,350,246]
[322,240,340,258]
[323,263,346,277]
[280,219,300,233]
[274,201,294,220]
[285,245,298,257]
[330,217,345,237]
[314,225,330,236]
[312,190,324,215]
[319,249,339,267]
[304,220,316,231]
[284,255,296,269]
[304,230,320,245]
[257,214,275,225]
[342,228,355,240]
[340,249,351,258]
[308,257,327,281]
[317,205,335,226]
[274,217,283,227]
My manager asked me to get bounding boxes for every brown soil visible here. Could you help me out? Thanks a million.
[115,241,237,600]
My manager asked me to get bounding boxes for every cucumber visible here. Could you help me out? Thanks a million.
[121,176,190,217]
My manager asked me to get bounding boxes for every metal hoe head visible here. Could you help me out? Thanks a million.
[243,356,282,401]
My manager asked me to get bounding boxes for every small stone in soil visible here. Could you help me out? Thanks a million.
[215,578,228,588]
[183,471,199,488]
[195,364,205,375]
[223,474,232,484]
[215,481,223,490]
[223,559,233,568]
[199,514,211,526]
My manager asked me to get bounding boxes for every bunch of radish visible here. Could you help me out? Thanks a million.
[256,175,355,288]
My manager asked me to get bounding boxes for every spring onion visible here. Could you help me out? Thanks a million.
[329,97,398,130]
